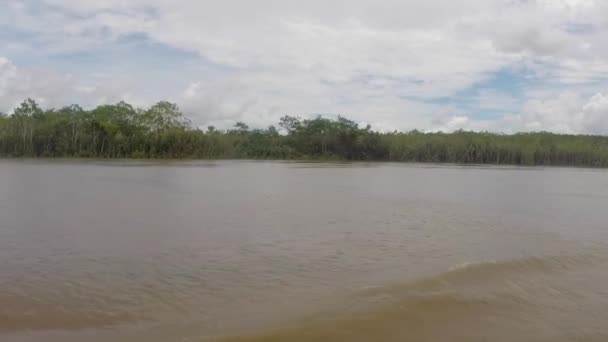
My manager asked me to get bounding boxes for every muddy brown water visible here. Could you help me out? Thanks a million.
[1,160,608,342]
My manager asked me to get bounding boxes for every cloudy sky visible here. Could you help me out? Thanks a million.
[1,0,608,133]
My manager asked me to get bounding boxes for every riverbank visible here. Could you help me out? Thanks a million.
[2,99,608,167]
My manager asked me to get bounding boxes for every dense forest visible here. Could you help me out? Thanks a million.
[1,98,608,167]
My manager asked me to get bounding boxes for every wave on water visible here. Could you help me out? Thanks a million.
[219,253,606,342]
[0,292,138,332]
[2,252,605,341]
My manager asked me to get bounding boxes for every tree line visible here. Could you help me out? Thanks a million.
[1,98,608,167]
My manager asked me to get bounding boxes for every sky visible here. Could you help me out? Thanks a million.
[1,0,608,133]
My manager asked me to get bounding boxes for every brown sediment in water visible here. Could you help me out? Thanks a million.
[0,293,137,332]
[220,293,504,342]
[3,161,608,342]
[218,254,608,342]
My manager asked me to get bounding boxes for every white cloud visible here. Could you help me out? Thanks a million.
[0,57,70,111]
[0,56,148,113]
[1,0,608,132]
[433,90,608,134]
[0,57,18,95]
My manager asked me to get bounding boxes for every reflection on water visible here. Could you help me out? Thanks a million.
[1,161,607,342]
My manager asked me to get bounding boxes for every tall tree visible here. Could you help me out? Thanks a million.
[12,98,42,155]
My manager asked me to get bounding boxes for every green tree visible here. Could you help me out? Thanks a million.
[232,122,249,134]
[12,98,42,155]
[279,115,301,134]
[1,97,608,167]
[143,101,189,132]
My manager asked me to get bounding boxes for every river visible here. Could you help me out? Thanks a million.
[1,160,608,341]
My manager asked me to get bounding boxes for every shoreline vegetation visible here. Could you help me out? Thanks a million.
[1,98,608,167]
